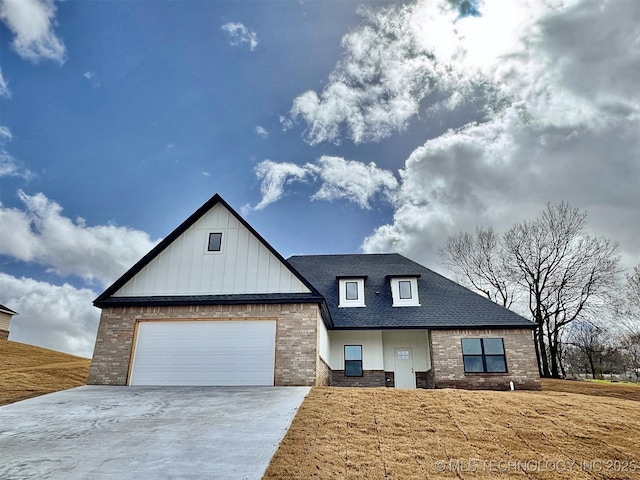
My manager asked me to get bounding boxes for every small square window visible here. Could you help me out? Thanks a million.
[398,280,412,299]
[396,350,409,360]
[345,281,358,300]
[207,233,222,252]
[461,338,482,355]
[463,356,485,373]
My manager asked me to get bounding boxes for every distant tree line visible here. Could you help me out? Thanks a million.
[440,203,640,380]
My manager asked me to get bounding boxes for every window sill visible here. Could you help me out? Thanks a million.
[464,372,510,376]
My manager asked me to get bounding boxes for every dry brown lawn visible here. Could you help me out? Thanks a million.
[265,383,640,479]
[0,340,90,406]
[542,378,640,402]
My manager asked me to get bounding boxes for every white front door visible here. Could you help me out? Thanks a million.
[394,347,416,388]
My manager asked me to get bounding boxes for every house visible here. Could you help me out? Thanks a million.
[89,194,540,390]
[0,304,18,340]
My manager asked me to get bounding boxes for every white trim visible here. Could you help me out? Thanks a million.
[390,277,420,307]
[338,278,365,307]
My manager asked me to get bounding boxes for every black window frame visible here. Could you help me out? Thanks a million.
[344,345,363,377]
[461,338,507,373]
[207,232,222,252]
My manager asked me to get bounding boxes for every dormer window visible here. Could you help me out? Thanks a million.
[390,276,420,307]
[338,277,365,307]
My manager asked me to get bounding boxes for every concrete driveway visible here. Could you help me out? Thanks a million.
[0,386,309,480]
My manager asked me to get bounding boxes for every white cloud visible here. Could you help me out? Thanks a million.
[0,0,66,64]
[360,0,640,272]
[276,0,640,274]
[255,125,269,139]
[0,273,99,357]
[0,191,159,287]
[308,156,398,209]
[251,160,310,210]
[0,126,31,179]
[83,70,101,88]
[0,68,10,98]
[290,4,445,145]
[251,156,398,210]
[221,22,258,51]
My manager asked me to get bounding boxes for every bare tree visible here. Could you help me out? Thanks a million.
[617,265,640,381]
[440,202,622,378]
[566,321,606,379]
[622,265,640,335]
[439,227,517,308]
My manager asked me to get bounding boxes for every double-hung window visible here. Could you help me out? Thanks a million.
[461,338,507,373]
[344,345,363,377]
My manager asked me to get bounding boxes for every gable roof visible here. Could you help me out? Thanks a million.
[94,194,323,308]
[287,253,536,330]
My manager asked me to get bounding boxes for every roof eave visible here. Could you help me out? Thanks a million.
[94,294,325,309]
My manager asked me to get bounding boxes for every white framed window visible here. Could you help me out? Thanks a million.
[205,232,223,253]
[390,277,420,306]
[338,278,365,307]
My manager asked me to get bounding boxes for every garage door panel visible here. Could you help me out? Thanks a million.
[130,320,276,386]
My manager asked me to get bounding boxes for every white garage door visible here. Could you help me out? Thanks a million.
[129,320,276,386]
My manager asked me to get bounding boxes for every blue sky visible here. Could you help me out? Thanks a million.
[1,0,639,356]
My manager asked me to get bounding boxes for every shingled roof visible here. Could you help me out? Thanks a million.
[287,253,535,330]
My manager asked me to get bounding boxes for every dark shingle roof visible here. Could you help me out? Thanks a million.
[96,293,323,307]
[287,253,535,329]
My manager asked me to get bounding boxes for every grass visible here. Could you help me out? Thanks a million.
[264,382,640,479]
[541,378,640,402]
[0,340,91,406]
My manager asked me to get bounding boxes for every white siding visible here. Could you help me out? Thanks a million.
[114,203,310,296]
[328,331,384,370]
[382,330,431,371]
[318,318,330,363]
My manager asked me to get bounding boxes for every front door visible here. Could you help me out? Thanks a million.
[394,347,416,388]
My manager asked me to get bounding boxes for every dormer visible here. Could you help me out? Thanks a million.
[338,276,366,307]
[388,275,421,307]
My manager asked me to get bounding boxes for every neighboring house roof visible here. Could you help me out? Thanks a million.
[94,194,323,308]
[0,304,18,316]
[287,253,536,330]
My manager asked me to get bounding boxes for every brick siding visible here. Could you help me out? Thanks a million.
[316,357,331,386]
[88,303,321,386]
[0,329,8,341]
[416,370,435,389]
[330,370,385,387]
[431,328,541,390]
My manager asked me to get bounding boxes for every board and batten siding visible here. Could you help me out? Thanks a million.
[114,203,310,296]
[328,330,384,370]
